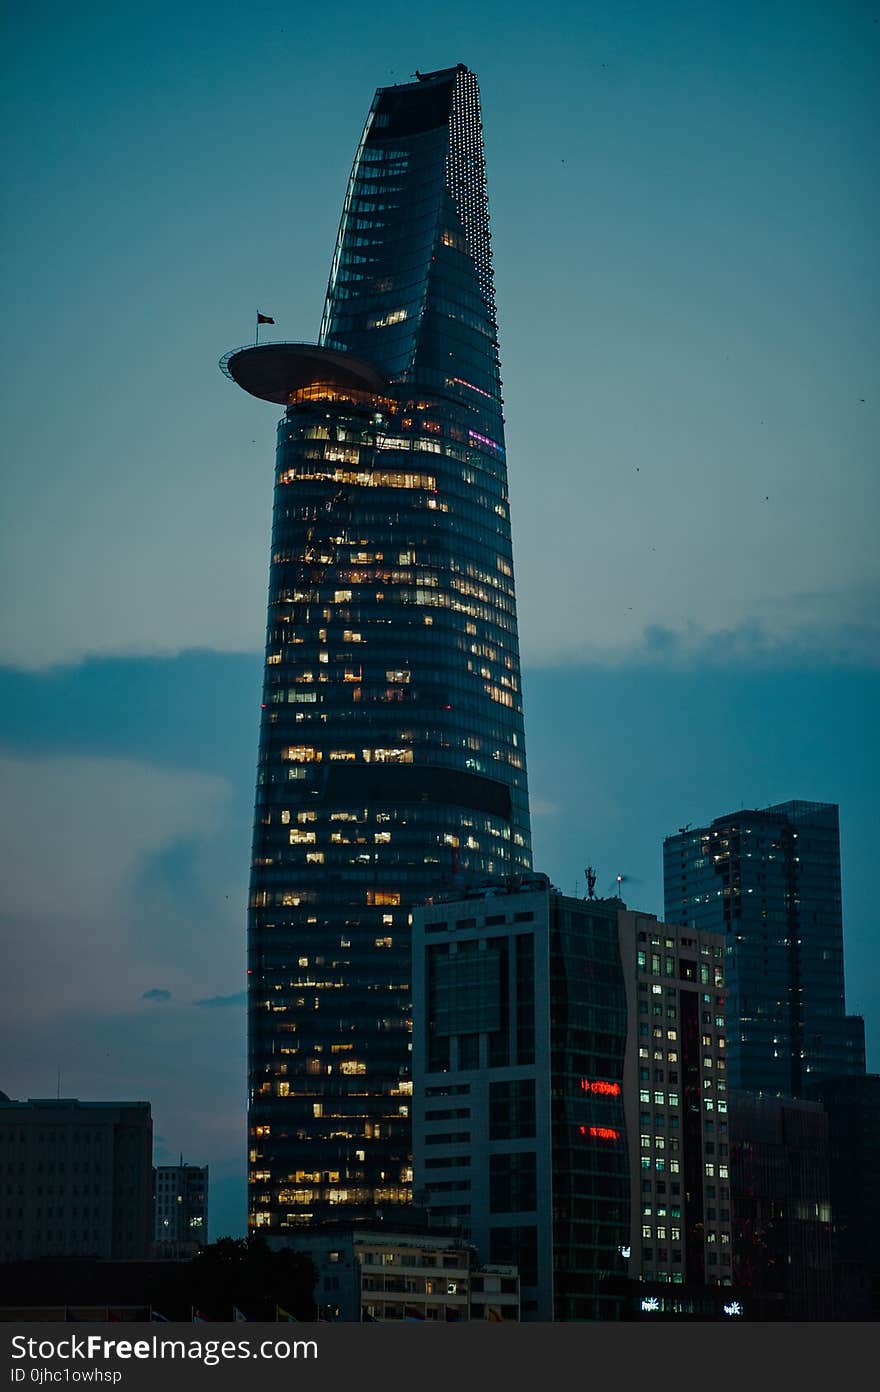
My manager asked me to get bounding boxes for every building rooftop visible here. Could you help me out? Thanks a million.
[0,1098,150,1112]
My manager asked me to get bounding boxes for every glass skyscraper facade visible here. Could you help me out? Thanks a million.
[222,65,531,1235]
[663,801,864,1097]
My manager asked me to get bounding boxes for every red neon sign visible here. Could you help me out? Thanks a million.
[580,1125,621,1141]
[580,1079,621,1097]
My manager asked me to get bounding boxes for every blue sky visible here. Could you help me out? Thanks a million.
[1,1,877,1238]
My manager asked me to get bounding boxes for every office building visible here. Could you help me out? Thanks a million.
[223,65,531,1234]
[728,1090,833,1319]
[0,1096,152,1263]
[663,801,864,1096]
[153,1159,208,1255]
[618,910,734,1292]
[411,877,630,1320]
[294,1226,519,1322]
[809,1073,880,1320]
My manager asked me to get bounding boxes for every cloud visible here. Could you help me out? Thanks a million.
[192,991,247,1009]
[536,583,880,670]
[142,988,171,1002]
[1,1001,246,1230]
[0,752,236,1025]
[530,797,560,817]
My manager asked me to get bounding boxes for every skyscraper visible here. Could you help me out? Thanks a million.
[222,66,531,1236]
[618,911,733,1294]
[411,878,630,1321]
[663,800,865,1096]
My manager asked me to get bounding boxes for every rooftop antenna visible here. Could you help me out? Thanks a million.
[586,867,597,900]
[56,1068,61,1100]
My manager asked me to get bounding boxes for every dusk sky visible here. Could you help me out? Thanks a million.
[2,0,877,1239]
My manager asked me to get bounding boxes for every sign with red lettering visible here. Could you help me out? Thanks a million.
[579,1079,621,1097]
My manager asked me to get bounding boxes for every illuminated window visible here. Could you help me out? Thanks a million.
[367,308,407,328]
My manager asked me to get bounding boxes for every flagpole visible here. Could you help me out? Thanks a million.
[256,314,259,347]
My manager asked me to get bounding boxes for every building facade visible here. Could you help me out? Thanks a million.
[293,1227,519,1322]
[728,1090,833,1319]
[809,1074,880,1320]
[152,1159,208,1255]
[0,1097,152,1263]
[618,911,734,1292]
[223,66,531,1235]
[663,801,864,1096]
[411,878,630,1320]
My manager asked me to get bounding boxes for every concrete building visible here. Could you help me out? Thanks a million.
[152,1159,208,1256]
[411,876,630,1320]
[619,909,734,1291]
[0,1096,152,1263]
[292,1227,519,1321]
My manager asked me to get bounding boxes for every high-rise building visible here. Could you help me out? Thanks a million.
[222,66,531,1236]
[663,801,864,1096]
[152,1159,209,1255]
[728,1090,833,1320]
[411,877,630,1320]
[618,911,734,1293]
[808,1074,880,1320]
[0,1096,152,1263]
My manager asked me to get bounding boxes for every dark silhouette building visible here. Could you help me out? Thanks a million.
[663,801,864,1096]
[222,66,531,1236]
[153,1158,209,1256]
[809,1074,880,1320]
[0,1097,152,1264]
[728,1090,833,1319]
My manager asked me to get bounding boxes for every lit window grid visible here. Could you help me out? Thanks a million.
[632,923,732,1285]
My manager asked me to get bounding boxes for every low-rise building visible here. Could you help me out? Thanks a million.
[292,1227,519,1321]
